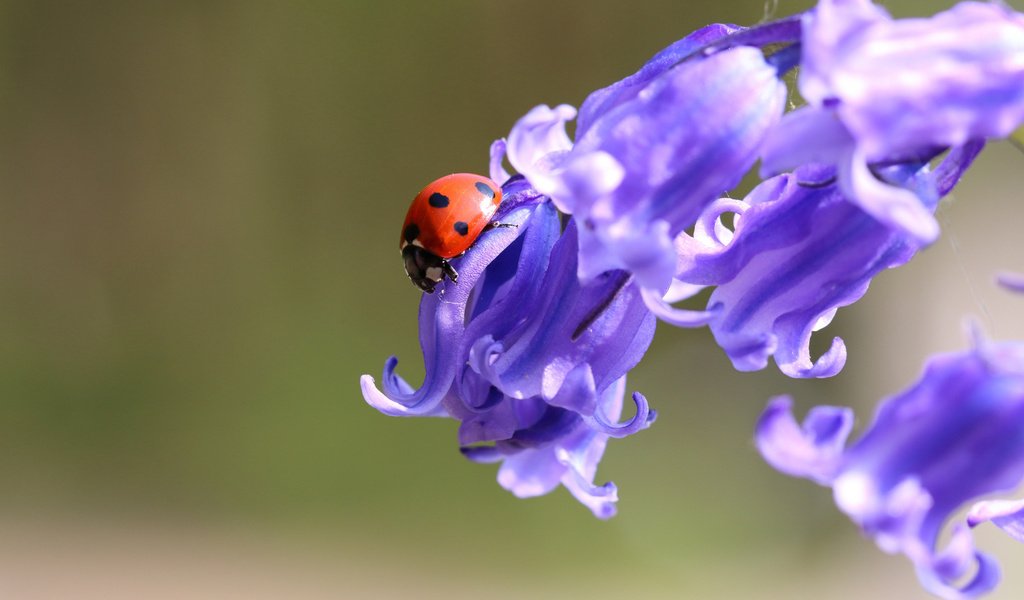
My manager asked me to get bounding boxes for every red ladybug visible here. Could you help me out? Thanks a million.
[400,173,506,293]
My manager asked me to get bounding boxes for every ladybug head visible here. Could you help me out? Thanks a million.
[402,245,447,293]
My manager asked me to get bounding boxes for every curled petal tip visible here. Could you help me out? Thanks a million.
[506,104,579,204]
[640,286,717,328]
[967,499,1024,542]
[846,155,940,245]
[360,374,448,417]
[997,272,1024,292]
[779,336,847,379]
[586,391,654,438]
[460,445,504,464]
[755,396,853,485]
[646,408,658,426]
[915,535,1001,600]
[489,138,511,184]
[556,447,620,519]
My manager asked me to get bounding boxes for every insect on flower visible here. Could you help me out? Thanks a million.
[400,173,510,293]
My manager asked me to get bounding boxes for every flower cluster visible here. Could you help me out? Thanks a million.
[362,0,1024,595]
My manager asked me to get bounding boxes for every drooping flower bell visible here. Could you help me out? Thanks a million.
[504,24,788,294]
[361,147,656,518]
[756,336,1024,598]
[762,0,1024,244]
[648,143,982,377]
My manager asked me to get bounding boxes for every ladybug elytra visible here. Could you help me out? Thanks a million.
[400,173,507,293]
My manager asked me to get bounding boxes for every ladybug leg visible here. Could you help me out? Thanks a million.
[483,221,518,232]
[441,259,459,283]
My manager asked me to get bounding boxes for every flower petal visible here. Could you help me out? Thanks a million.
[840,146,939,243]
[484,221,656,400]
[575,23,741,138]
[639,286,716,328]
[761,105,853,176]
[755,396,853,485]
[489,138,511,184]
[915,523,1001,600]
[558,448,619,520]
[997,272,1024,293]
[497,447,566,499]
[586,391,656,438]
[968,499,1024,542]
[546,362,598,416]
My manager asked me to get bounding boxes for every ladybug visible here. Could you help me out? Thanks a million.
[400,173,507,293]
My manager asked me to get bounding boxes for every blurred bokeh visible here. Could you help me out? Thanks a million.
[1,1,1023,598]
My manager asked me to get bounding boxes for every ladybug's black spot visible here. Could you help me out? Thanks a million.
[475,182,495,199]
[453,221,469,236]
[428,192,450,208]
[404,223,420,242]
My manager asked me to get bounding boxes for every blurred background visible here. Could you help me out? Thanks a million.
[1,0,1023,598]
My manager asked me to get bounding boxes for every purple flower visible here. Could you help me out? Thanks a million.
[505,24,787,293]
[649,143,982,378]
[756,338,1024,598]
[763,0,1024,243]
[361,159,656,517]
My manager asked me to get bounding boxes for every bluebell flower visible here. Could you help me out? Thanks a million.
[505,24,788,294]
[649,143,982,377]
[361,147,656,518]
[762,0,1024,243]
[755,337,1024,599]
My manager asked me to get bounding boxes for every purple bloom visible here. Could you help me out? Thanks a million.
[650,144,981,378]
[756,338,1024,598]
[361,160,656,517]
[505,24,787,293]
[763,0,1024,243]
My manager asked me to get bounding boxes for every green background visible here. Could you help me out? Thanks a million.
[1,1,1023,598]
